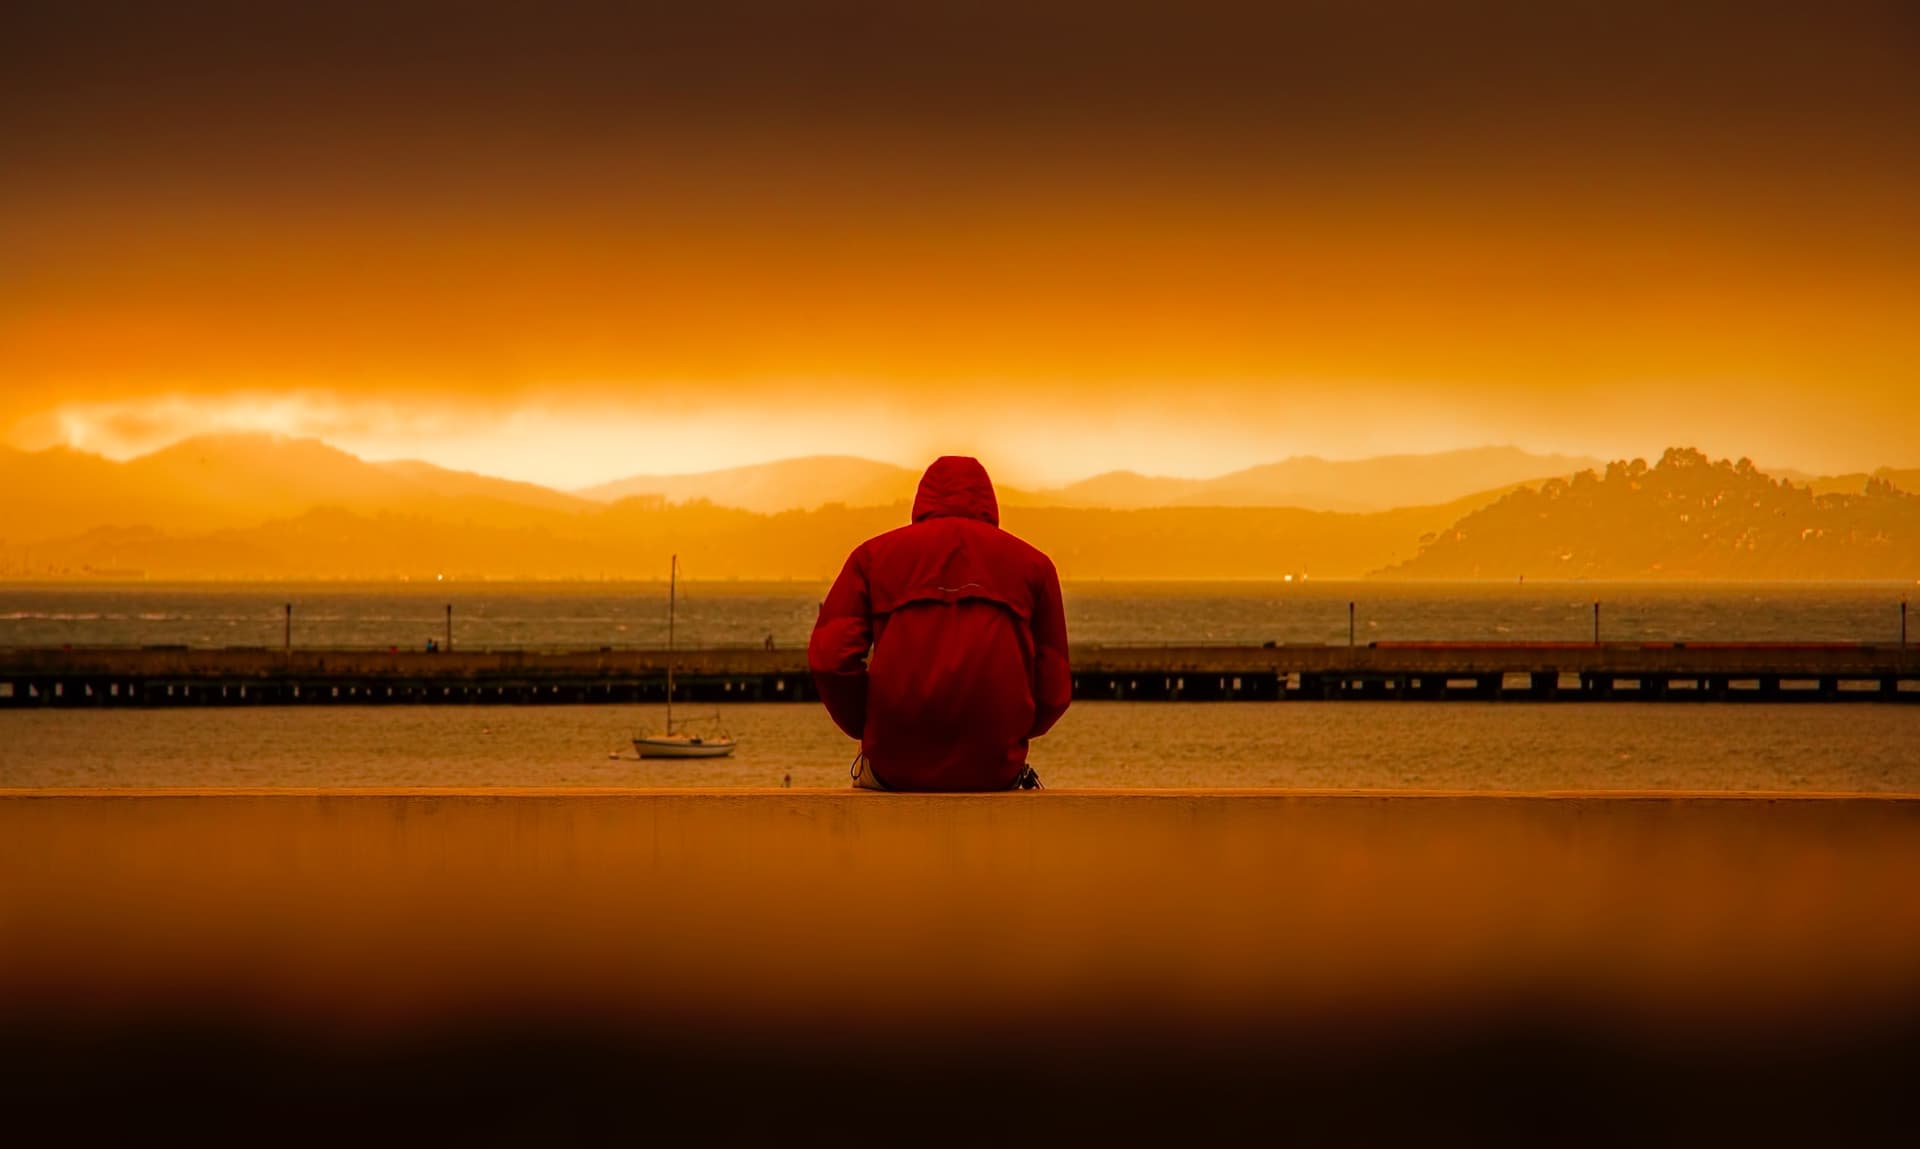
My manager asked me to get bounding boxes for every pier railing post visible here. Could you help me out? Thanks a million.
[284,602,292,654]
[1348,601,1355,648]
[1593,601,1601,645]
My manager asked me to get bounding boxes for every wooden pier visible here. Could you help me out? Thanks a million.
[2,641,1916,706]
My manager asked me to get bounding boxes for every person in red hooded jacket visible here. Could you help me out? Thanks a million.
[809,456,1071,791]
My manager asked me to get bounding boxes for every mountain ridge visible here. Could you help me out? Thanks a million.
[1048,447,1608,512]
[575,455,925,513]
[0,433,597,541]
[7,488,1507,582]
[2,435,1620,540]
[4,436,1916,580]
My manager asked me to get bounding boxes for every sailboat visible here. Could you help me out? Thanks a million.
[633,554,737,759]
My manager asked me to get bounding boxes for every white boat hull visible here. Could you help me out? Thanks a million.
[633,557,740,760]
[634,735,737,759]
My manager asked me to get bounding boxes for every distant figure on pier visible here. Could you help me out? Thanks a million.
[764,633,776,651]
[425,637,438,654]
[810,456,1070,791]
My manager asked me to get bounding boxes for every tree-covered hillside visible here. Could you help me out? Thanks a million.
[1382,448,1920,579]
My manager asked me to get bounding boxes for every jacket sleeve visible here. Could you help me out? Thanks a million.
[808,547,873,741]
[1027,556,1071,739]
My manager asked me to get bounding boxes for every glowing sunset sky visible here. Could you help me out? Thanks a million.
[3,1,1915,487]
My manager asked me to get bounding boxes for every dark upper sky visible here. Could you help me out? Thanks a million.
[9,2,1914,169]
[3,0,1916,482]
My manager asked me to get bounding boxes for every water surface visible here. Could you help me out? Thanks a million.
[5,702,1915,792]
[1,580,1911,649]
[5,581,1913,792]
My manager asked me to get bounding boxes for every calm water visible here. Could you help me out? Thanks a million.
[3,581,1915,791]
[0,580,1913,649]
[4,702,1917,792]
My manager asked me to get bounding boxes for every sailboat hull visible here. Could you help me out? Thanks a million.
[634,736,737,759]
[632,555,740,760]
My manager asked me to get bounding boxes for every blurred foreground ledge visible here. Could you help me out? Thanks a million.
[4,789,1917,1141]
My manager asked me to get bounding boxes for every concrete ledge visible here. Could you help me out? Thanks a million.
[7,789,1918,1017]
[6,789,1919,1139]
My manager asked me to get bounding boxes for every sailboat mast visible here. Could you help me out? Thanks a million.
[666,553,676,729]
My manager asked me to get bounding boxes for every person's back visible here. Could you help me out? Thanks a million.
[808,456,1071,791]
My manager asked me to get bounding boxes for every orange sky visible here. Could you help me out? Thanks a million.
[3,1,1915,487]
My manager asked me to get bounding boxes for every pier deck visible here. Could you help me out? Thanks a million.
[2,641,1916,705]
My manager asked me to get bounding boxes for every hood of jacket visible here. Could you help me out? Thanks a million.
[911,455,999,526]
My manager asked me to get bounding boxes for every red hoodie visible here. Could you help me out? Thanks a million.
[808,456,1071,791]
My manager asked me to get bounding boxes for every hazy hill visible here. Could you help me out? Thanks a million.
[574,446,1602,514]
[1007,494,1495,580]
[1046,447,1604,511]
[577,456,925,513]
[7,436,1916,580]
[1045,470,1212,509]
[1806,467,1920,498]
[9,487,1499,581]
[372,459,594,514]
[7,437,1545,564]
[116,435,416,531]
[0,444,131,542]
[0,434,594,541]
[1382,448,1920,580]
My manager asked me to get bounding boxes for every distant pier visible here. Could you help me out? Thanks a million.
[2,641,1916,706]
